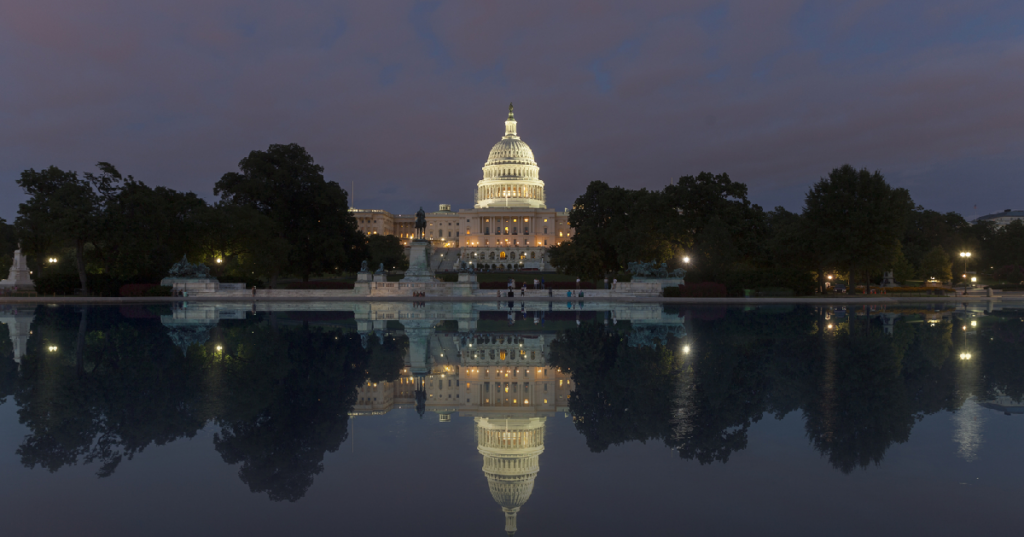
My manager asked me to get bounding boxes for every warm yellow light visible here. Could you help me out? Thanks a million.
[971,277,977,282]
[827,324,833,329]
[960,352,972,360]
[216,345,223,351]
[216,258,223,264]
[827,275,833,280]
[971,320,977,327]
[47,345,58,352]
[683,256,690,263]
[682,345,691,354]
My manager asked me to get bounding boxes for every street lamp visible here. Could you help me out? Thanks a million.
[682,256,690,264]
[959,252,972,293]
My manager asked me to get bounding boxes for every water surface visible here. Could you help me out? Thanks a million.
[0,301,1021,536]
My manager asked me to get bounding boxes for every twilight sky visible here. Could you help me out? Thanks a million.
[1,0,1022,222]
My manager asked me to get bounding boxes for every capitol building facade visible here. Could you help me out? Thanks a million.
[351,105,574,270]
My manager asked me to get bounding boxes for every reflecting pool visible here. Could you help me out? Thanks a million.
[0,301,1022,536]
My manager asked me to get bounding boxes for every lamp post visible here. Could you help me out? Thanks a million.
[959,251,972,293]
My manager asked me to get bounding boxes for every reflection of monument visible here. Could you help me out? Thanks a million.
[476,417,545,536]
[0,306,35,367]
[0,245,35,290]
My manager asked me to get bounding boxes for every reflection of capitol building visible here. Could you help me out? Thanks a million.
[352,331,574,536]
[477,416,545,536]
[350,104,574,270]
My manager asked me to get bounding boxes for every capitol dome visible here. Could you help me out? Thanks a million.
[475,104,547,209]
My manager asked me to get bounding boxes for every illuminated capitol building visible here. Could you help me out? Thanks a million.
[351,104,575,270]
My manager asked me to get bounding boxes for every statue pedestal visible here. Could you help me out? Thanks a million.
[401,240,435,283]
[0,250,35,290]
[160,277,220,294]
[356,272,372,283]
[453,272,478,296]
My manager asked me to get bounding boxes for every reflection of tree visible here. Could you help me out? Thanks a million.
[670,308,961,472]
[366,333,407,382]
[673,308,821,464]
[212,321,368,502]
[0,322,16,403]
[548,322,680,452]
[804,326,915,473]
[976,316,1024,402]
[15,306,209,476]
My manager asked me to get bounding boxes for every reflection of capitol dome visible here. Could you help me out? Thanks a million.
[476,417,546,536]
[475,104,546,210]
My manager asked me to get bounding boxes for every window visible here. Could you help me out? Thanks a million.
[543,227,547,234]
[544,240,548,245]
[484,227,489,235]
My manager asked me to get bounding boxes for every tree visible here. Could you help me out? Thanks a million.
[0,217,17,275]
[891,244,916,283]
[365,235,409,271]
[919,245,952,281]
[550,173,764,279]
[16,165,122,293]
[215,144,361,283]
[550,182,676,278]
[663,172,768,271]
[803,165,914,293]
[766,208,827,291]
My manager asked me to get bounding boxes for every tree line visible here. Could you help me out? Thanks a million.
[549,165,1024,292]
[3,143,406,294]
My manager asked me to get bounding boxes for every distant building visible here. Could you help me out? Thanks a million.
[350,104,574,270]
[975,209,1024,228]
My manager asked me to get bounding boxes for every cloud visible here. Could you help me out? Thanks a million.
[0,0,1022,220]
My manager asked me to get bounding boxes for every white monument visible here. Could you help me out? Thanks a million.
[0,245,35,290]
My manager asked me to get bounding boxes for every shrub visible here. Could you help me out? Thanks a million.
[143,285,172,297]
[665,282,727,298]
[120,283,158,297]
[285,281,355,290]
[219,275,264,288]
[435,273,458,283]
[479,280,596,290]
[715,269,816,297]
[34,273,81,295]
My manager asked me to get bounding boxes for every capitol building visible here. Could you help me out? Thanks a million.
[351,105,574,270]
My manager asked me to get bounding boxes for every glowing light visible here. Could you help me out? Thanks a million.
[216,345,223,352]
[683,256,690,263]
[215,258,223,264]
[827,324,834,329]
[959,352,972,360]
[47,345,58,352]
[971,320,977,327]
[682,345,691,354]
